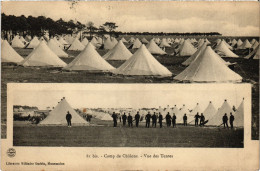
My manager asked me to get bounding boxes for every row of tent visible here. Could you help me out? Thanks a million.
[38,97,244,128]
[2,37,247,82]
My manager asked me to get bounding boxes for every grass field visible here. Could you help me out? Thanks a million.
[1,39,259,140]
[13,120,243,147]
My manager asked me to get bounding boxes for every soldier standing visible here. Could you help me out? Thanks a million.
[230,112,235,129]
[66,111,72,127]
[222,113,229,128]
[200,113,205,126]
[135,112,140,127]
[152,112,157,128]
[194,112,200,126]
[128,113,133,127]
[159,112,163,128]
[122,113,127,126]
[166,112,172,127]
[183,114,187,126]
[145,112,152,128]
[172,113,176,128]
[112,112,118,127]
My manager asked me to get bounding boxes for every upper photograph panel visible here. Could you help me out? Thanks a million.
[1,1,259,83]
[1,1,259,139]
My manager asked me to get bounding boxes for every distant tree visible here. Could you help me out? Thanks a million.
[103,22,118,38]
[86,21,97,39]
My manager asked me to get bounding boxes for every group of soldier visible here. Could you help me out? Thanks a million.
[111,111,236,129]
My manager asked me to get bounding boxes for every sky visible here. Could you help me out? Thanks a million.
[11,84,247,111]
[1,1,259,36]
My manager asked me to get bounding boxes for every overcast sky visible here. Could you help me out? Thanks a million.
[11,84,247,111]
[2,1,259,36]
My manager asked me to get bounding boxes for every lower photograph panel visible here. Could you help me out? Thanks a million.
[9,83,248,148]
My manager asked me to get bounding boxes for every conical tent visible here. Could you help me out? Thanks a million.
[20,41,67,67]
[47,39,68,57]
[234,99,244,127]
[252,41,259,50]
[245,45,259,59]
[182,42,207,66]
[40,97,88,125]
[236,39,243,47]
[59,37,68,45]
[113,45,172,76]
[100,113,113,120]
[146,39,167,55]
[64,43,115,71]
[237,39,252,49]
[189,103,202,118]
[19,36,27,44]
[103,40,132,60]
[203,101,217,121]
[231,39,237,47]
[253,46,260,59]
[11,36,25,48]
[81,38,89,46]
[215,40,239,58]
[26,37,40,49]
[1,40,24,63]
[178,40,197,56]
[250,39,256,45]
[128,37,135,43]
[159,38,171,47]
[53,37,63,49]
[129,38,142,49]
[121,37,128,43]
[104,38,116,50]
[111,37,118,47]
[141,37,149,44]
[90,37,100,47]
[67,38,85,51]
[176,105,190,123]
[174,46,242,82]
[207,100,233,126]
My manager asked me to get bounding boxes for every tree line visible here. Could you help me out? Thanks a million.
[1,13,221,40]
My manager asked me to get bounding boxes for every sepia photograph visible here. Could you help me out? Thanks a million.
[1,1,259,140]
[11,84,246,148]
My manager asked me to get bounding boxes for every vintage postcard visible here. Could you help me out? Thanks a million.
[1,83,259,170]
[1,1,259,170]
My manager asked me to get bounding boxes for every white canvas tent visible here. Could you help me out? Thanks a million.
[40,97,88,125]
[1,40,24,63]
[26,36,40,49]
[207,100,233,126]
[202,101,217,121]
[141,37,149,44]
[245,45,259,59]
[81,38,89,46]
[176,105,190,123]
[113,44,172,76]
[182,42,207,66]
[237,39,252,49]
[215,40,239,58]
[129,38,142,49]
[11,36,25,48]
[103,37,116,50]
[20,41,67,67]
[103,40,132,60]
[177,40,197,56]
[67,38,85,51]
[159,38,171,48]
[121,37,128,43]
[174,46,242,82]
[64,43,115,71]
[100,113,113,121]
[146,39,167,55]
[47,39,68,58]
[234,98,244,127]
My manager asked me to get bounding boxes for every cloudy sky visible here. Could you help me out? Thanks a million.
[2,1,259,36]
[11,84,247,111]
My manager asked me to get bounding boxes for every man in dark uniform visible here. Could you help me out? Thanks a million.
[145,112,152,128]
[172,113,176,128]
[194,112,200,126]
[122,113,127,126]
[135,112,140,127]
[66,111,72,127]
[112,112,117,127]
[222,113,229,128]
[159,112,163,128]
[166,112,172,127]
[183,114,187,126]
[152,112,157,127]
[200,113,205,126]
[128,113,133,127]
[229,112,235,129]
